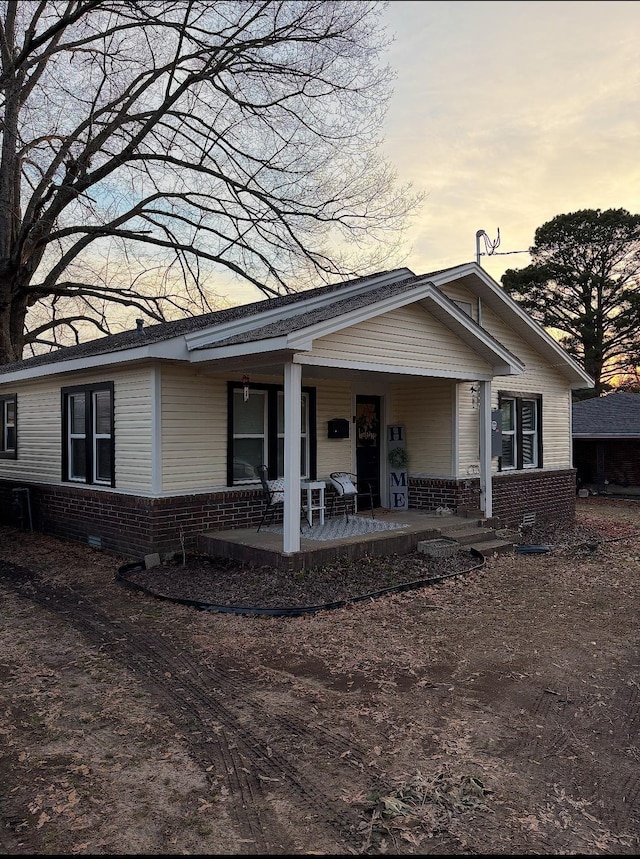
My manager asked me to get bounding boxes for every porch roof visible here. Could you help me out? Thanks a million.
[186,277,525,379]
[0,262,593,387]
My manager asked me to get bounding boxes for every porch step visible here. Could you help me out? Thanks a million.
[441,526,495,545]
[467,537,515,556]
[437,519,489,538]
[437,516,515,556]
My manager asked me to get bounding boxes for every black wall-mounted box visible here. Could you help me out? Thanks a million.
[327,418,350,439]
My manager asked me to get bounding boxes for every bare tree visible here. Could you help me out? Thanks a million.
[0,0,420,363]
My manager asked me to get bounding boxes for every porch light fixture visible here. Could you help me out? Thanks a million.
[242,374,250,402]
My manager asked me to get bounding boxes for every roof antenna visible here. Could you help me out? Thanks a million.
[476,229,501,266]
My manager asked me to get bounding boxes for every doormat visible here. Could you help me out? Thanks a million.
[263,516,408,542]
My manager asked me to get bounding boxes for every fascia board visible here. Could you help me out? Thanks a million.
[0,337,189,384]
[188,336,301,363]
[457,264,595,388]
[183,268,415,351]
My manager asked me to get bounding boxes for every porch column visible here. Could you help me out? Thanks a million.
[283,361,302,554]
[478,380,493,518]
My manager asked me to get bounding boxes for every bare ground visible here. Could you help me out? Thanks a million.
[1,496,639,855]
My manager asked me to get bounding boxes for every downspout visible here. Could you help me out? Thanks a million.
[479,380,493,518]
[283,361,302,554]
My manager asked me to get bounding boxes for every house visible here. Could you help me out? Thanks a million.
[0,262,593,559]
[572,391,640,494]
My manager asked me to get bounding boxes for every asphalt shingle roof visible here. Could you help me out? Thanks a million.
[572,392,640,436]
[0,267,422,375]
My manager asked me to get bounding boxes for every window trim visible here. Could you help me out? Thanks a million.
[227,381,316,486]
[498,391,543,472]
[61,382,115,487]
[0,393,17,459]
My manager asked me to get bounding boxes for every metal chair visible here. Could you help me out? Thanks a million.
[328,472,375,522]
[257,465,308,532]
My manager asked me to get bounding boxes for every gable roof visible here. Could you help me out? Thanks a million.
[0,262,594,387]
[0,267,414,378]
[572,392,640,438]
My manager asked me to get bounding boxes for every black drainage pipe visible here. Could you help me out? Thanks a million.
[116,549,487,618]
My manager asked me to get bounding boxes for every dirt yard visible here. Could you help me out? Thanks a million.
[1,497,639,855]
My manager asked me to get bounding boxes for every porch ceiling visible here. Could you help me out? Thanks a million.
[193,353,486,383]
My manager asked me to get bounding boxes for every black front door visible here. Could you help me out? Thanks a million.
[355,395,381,509]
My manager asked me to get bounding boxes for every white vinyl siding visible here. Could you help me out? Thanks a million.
[390,378,453,476]
[315,379,353,477]
[310,306,492,377]
[0,367,154,492]
[0,383,60,483]
[456,384,481,477]
[482,306,572,469]
[111,368,153,492]
[161,366,227,492]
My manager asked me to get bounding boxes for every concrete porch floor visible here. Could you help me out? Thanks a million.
[196,508,501,571]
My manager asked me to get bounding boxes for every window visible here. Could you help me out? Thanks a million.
[453,299,474,318]
[499,393,542,470]
[228,382,316,484]
[62,383,114,486]
[0,394,17,458]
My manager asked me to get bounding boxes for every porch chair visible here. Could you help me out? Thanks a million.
[328,472,375,522]
[257,465,308,532]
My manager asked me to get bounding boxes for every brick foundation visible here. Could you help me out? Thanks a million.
[0,480,266,559]
[409,468,577,529]
[491,469,576,528]
[0,468,577,559]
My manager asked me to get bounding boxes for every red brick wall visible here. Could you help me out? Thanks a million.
[0,480,266,558]
[491,469,576,528]
[0,468,577,558]
[409,477,479,511]
[409,469,576,528]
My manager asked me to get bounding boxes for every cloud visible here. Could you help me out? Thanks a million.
[380,0,640,280]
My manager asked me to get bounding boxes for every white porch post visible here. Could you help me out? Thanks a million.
[283,361,302,553]
[479,380,493,518]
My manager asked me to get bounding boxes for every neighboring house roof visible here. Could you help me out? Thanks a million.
[0,262,594,388]
[572,392,640,438]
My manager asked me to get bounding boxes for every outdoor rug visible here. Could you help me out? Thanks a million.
[264,516,409,542]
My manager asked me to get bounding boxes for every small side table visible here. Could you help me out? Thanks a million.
[300,479,326,526]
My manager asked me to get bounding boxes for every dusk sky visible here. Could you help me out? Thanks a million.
[380,0,640,283]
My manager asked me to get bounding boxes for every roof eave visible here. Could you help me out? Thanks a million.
[0,337,189,383]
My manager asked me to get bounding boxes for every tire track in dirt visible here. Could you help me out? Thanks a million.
[1,563,370,854]
[497,681,640,845]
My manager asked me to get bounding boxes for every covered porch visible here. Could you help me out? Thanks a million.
[186,274,524,558]
[196,506,511,572]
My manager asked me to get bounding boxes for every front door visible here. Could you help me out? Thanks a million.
[355,395,381,509]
